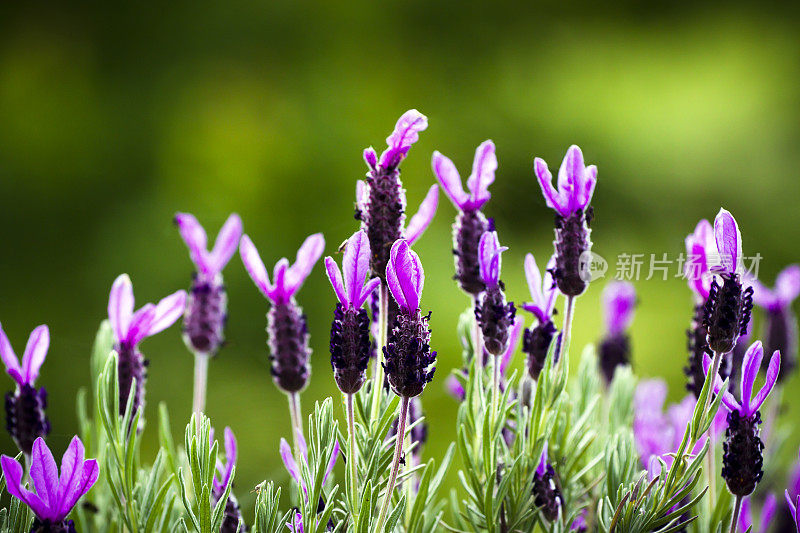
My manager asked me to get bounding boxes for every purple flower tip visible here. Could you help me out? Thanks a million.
[684,219,715,300]
[602,281,636,336]
[324,230,380,310]
[240,233,325,305]
[107,274,187,349]
[752,264,800,311]
[534,145,597,217]
[404,184,439,245]
[521,253,558,324]
[445,374,465,402]
[1,436,99,522]
[175,212,243,280]
[713,208,742,275]
[386,239,424,313]
[432,140,497,211]
[279,431,339,501]
[377,109,428,170]
[478,231,507,288]
[785,490,799,530]
[213,427,237,496]
[0,323,49,387]
[536,443,549,476]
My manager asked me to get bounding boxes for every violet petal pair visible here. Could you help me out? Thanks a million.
[279,430,339,498]
[752,264,800,312]
[602,281,636,337]
[240,233,325,305]
[534,145,597,218]
[0,323,48,387]
[363,110,428,171]
[684,219,715,300]
[702,340,780,417]
[107,274,187,349]
[521,253,558,324]
[478,232,507,288]
[211,427,237,496]
[324,230,380,310]
[386,240,424,313]
[432,140,497,211]
[1,436,99,522]
[355,181,439,246]
[175,213,243,280]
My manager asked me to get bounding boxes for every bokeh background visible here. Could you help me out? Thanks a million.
[1,0,799,522]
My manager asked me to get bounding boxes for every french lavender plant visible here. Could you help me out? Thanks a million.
[107,274,186,423]
[521,253,560,381]
[1,436,98,533]
[752,264,799,382]
[0,323,50,457]
[174,212,243,415]
[598,281,636,385]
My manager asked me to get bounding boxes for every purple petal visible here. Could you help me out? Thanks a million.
[271,259,290,304]
[557,146,584,213]
[323,441,339,484]
[216,427,236,491]
[500,316,524,376]
[208,214,243,275]
[286,233,325,298]
[296,430,308,462]
[363,147,377,170]
[2,454,50,520]
[523,253,546,322]
[739,341,764,415]
[108,274,134,345]
[405,185,438,245]
[786,491,798,525]
[543,256,558,317]
[145,290,186,337]
[57,436,97,519]
[602,282,636,336]
[0,323,23,385]
[714,208,741,274]
[432,151,469,208]
[579,164,597,211]
[760,493,778,532]
[386,253,407,310]
[30,438,60,514]
[701,352,740,412]
[445,375,465,402]
[279,438,305,493]
[534,157,568,216]
[379,110,428,169]
[356,277,381,311]
[738,497,753,531]
[21,325,48,385]
[239,235,273,298]
[750,349,780,415]
[775,265,800,307]
[466,140,497,208]
[536,443,548,476]
[478,232,506,287]
[56,459,98,520]
[343,231,371,308]
[387,240,423,312]
[324,257,347,307]
[125,304,156,347]
[174,213,210,273]
[356,180,369,213]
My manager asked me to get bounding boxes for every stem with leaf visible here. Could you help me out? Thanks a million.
[730,495,742,533]
[346,392,359,518]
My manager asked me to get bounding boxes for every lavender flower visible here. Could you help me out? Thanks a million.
[474,232,516,356]
[752,264,799,382]
[432,140,497,296]
[239,233,325,393]
[211,427,245,533]
[738,493,776,533]
[532,444,562,522]
[703,209,753,354]
[107,274,186,419]
[383,240,437,398]
[357,110,439,278]
[703,341,780,496]
[521,253,560,380]
[1,436,99,532]
[0,323,50,455]
[598,281,636,384]
[324,230,380,394]
[533,145,597,297]
[175,212,242,356]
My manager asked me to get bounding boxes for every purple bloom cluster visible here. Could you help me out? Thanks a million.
[474,232,516,357]
[521,253,560,380]
[598,281,636,384]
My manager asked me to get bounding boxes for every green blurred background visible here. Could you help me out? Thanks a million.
[1,0,799,520]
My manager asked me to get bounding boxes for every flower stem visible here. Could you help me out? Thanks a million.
[346,393,359,518]
[370,283,389,423]
[491,354,500,429]
[192,352,210,416]
[288,392,304,460]
[375,395,409,532]
[730,495,742,533]
[557,296,576,365]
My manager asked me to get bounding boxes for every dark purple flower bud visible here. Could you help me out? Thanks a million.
[598,282,636,384]
[753,264,800,382]
[524,321,560,381]
[107,275,186,419]
[432,141,497,296]
[31,518,77,532]
[384,241,436,398]
[474,232,516,356]
[532,445,562,522]
[0,324,51,455]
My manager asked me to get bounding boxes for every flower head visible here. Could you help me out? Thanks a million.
[0,323,48,387]
[107,274,187,350]
[432,140,497,212]
[752,265,800,312]
[364,110,428,172]
[602,281,636,337]
[386,240,424,314]
[240,233,325,305]
[533,145,597,218]
[1,436,99,523]
[478,231,507,289]
[521,253,558,324]
[324,230,381,310]
[684,219,715,300]
[279,431,339,498]
[174,213,243,281]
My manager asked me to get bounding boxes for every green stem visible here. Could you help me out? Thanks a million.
[707,432,717,512]
[491,354,500,429]
[346,393,359,519]
[375,396,410,532]
[192,352,209,416]
[288,392,304,461]
[730,495,742,533]
[557,296,575,366]
[702,351,724,419]
[370,283,389,423]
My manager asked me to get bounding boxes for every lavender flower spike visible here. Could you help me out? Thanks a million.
[432,141,497,295]
[532,444,562,522]
[175,212,242,356]
[534,145,596,297]
[474,231,516,356]
[240,233,325,393]
[521,253,561,380]
[703,341,780,496]
[752,264,800,381]
[0,323,51,455]
[108,274,186,419]
[211,427,245,533]
[325,230,380,394]
[1,436,99,532]
[598,281,636,384]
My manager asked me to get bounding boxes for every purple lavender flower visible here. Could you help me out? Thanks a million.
[532,444,562,522]
[785,492,799,533]
[239,233,325,394]
[786,449,800,532]
[474,231,516,356]
[702,209,754,354]
[738,493,777,533]
[175,212,243,356]
[598,281,636,384]
[432,140,497,296]
[703,341,780,496]
[1,436,99,532]
[324,230,380,394]
[107,274,187,420]
[533,145,597,297]
[357,110,439,278]
[383,240,436,398]
[0,323,51,455]
[444,374,466,402]
[752,264,800,382]
[521,253,561,380]
[211,427,245,533]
